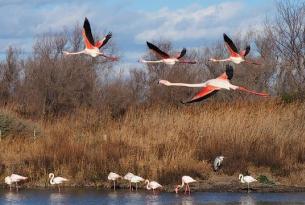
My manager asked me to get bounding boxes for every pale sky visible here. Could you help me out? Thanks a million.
[0,0,274,65]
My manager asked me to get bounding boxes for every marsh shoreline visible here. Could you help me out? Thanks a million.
[2,181,305,193]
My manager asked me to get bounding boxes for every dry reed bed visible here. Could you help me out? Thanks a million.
[0,100,305,187]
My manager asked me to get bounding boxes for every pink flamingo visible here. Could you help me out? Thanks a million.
[63,17,117,60]
[140,42,197,65]
[175,176,196,195]
[209,33,260,65]
[159,65,268,103]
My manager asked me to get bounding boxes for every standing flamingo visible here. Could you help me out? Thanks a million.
[175,176,196,195]
[159,65,268,103]
[4,174,28,191]
[139,42,197,65]
[63,17,117,60]
[209,33,260,65]
[108,172,121,191]
[145,179,162,194]
[239,174,257,193]
[49,173,68,192]
[130,175,144,191]
[123,172,135,191]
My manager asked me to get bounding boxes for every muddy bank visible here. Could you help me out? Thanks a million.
[1,179,305,193]
[1,184,305,193]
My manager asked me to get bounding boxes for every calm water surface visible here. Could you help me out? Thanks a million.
[0,189,305,205]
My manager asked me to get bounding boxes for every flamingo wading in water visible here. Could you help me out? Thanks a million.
[49,173,68,192]
[145,179,162,194]
[239,174,257,193]
[123,172,135,191]
[63,17,117,60]
[159,65,268,104]
[130,175,144,191]
[108,172,121,190]
[5,174,28,191]
[139,42,197,65]
[209,33,260,65]
[175,176,196,195]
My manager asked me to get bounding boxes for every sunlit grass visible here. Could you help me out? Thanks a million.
[0,99,305,187]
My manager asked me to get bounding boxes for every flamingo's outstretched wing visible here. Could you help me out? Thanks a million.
[182,86,218,104]
[239,45,250,57]
[177,48,186,59]
[95,32,112,49]
[223,33,239,57]
[217,65,234,80]
[83,18,95,49]
[146,41,170,59]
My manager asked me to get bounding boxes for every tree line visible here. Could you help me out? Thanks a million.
[0,0,304,118]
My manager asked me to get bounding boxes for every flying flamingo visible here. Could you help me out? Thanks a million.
[130,175,144,191]
[108,172,121,191]
[239,174,257,193]
[63,17,117,60]
[139,42,197,65]
[123,172,135,191]
[5,174,28,191]
[49,173,68,192]
[159,65,268,104]
[209,33,260,65]
[145,179,162,194]
[175,176,196,195]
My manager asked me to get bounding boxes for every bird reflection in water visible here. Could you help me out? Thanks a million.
[124,192,142,205]
[108,191,119,199]
[4,192,23,205]
[145,194,161,205]
[181,195,194,205]
[49,193,67,205]
[240,194,257,205]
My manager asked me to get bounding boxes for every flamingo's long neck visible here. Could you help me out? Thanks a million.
[140,59,163,64]
[178,180,185,189]
[145,180,151,190]
[240,175,245,183]
[63,50,85,55]
[210,58,230,62]
[166,82,206,88]
[50,174,55,185]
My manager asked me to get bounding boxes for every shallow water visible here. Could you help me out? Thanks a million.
[0,189,305,205]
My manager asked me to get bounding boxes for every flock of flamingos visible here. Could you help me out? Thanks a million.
[4,17,265,194]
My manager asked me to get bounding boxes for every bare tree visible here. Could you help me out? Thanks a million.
[266,0,305,94]
[128,68,148,104]
[16,24,116,117]
[0,47,21,105]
